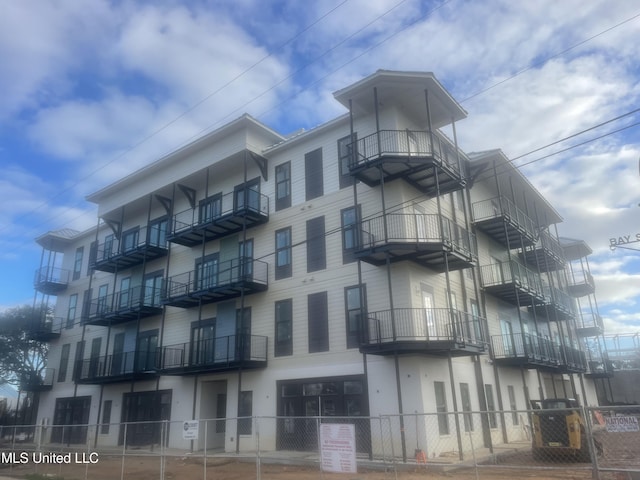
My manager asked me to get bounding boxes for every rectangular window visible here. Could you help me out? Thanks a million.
[73,246,84,281]
[306,216,326,272]
[275,299,293,357]
[238,391,253,435]
[148,217,168,247]
[101,400,112,434]
[88,241,97,275]
[485,384,497,428]
[81,288,92,322]
[97,284,109,316]
[308,291,329,353]
[143,271,164,307]
[103,234,114,260]
[341,205,360,263]
[122,227,139,253]
[508,385,519,425]
[434,381,449,435]
[58,344,70,383]
[305,148,323,201]
[275,227,292,280]
[196,253,219,290]
[338,134,356,189]
[239,239,253,279]
[460,382,474,432]
[199,193,222,224]
[66,294,78,329]
[275,162,291,211]
[345,285,365,349]
[72,340,85,381]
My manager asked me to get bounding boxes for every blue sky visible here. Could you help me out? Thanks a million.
[1,0,640,334]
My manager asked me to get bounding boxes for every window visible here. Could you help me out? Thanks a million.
[88,241,96,275]
[199,194,222,224]
[143,270,164,307]
[338,134,356,189]
[97,284,109,316]
[341,205,360,263]
[89,337,102,378]
[191,319,215,366]
[306,216,326,272]
[122,227,139,253]
[275,227,292,279]
[235,178,260,212]
[66,294,78,329]
[136,330,159,372]
[453,189,464,212]
[275,162,291,211]
[507,385,519,425]
[238,391,253,435]
[434,381,449,435]
[101,400,112,434]
[103,234,114,260]
[275,299,293,357]
[345,285,365,349]
[460,382,473,432]
[119,277,131,309]
[308,291,329,353]
[485,384,497,428]
[239,239,253,279]
[196,254,219,290]
[305,148,323,200]
[73,247,84,281]
[72,340,85,381]
[148,217,168,247]
[58,344,70,383]
[81,289,92,322]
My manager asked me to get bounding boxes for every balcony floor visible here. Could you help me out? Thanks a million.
[483,283,544,307]
[493,355,561,371]
[163,280,268,308]
[350,155,465,197]
[76,371,159,385]
[35,280,68,295]
[85,305,163,326]
[577,325,604,337]
[92,245,168,273]
[519,248,565,273]
[355,242,475,272]
[360,339,486,357]
[474,216,536,248]
[161,359,267,376]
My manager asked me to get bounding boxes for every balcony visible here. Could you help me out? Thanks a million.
[585,353,614,379]
[567,269,595,298]
[360,307,487,357]
[355,213,476,271]
[490,333,562,370]
[576,311,604,337]
[85,286,163,326]
[558,345,587,373]
[90,225,168,273]
[20,368,55,392]
[472,196,538,248]
[160,334,268,375]
[163,257,268,308]
[480,260,545,306]
[26,316,63,342]
[519,230,565,272]
[75,350,159,384]
[34,266,69,294]
[168,190,269,247]
[347,130,466,196]
[530,286,575,321]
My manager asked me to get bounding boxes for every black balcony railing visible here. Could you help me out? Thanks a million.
[168,190,269,247]
[76,350,159,384]
[567,267,595,297]
[520,230,566,272]
[480,260,545,305]
[361,307,486,356]
[576,311,604,337]
[355,213,477,271]
[472,196,538,247]
[490,333,562,369]
[531,285,575,321]
[586,351,614,378]
[20,368,55,391]
[34,266,70,294]
[26,316,63,342]
[90,225,168,273]
[346,130,466,195]
[85,286,163,326]
[163,257,268,308]
[559,345,587,373]
[161,334,268,375]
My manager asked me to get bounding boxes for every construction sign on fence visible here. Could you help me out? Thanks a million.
[604,416,640,433]
[320,423,357,473]
[182,420,199,440]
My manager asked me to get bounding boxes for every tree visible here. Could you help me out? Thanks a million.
[0,305,49,389]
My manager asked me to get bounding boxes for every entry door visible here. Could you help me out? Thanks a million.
[136,332,158,372]
[192,323,215,366]
[143,273,162,307]
[500,319,514,355]
[197,255,218,290]
[422,285,435,339]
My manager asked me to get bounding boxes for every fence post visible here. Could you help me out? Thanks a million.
[583,406,601,480]
[316,417,324,480]
[121,422,127,480]
[255,417,261,480]
[467,426,479,480]
[203,419,207,480]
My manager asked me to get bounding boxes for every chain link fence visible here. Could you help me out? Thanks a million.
[0,406,638,479]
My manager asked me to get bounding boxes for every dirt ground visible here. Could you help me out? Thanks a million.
[0,455,612,480]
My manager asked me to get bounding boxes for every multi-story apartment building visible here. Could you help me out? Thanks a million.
[27,70,609,457]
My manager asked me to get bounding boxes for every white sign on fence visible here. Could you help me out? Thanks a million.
[320,423,357,474]
[182,420,199,440]
[605,416,640,433]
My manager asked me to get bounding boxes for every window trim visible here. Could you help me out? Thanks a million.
[275,162,291,211]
